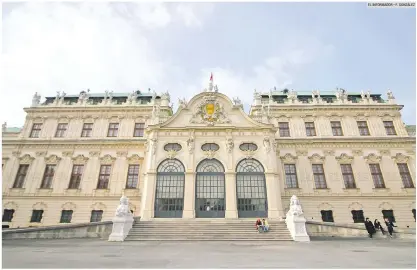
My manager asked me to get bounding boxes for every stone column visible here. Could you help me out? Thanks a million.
[225,172,238,219]
[139,171,156,220]
[265,172,283,219]
[183,171,196,218]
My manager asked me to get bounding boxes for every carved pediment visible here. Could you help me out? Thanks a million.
[335,153,354,164]
[190,94,231,126]
[392,153,409,163]
[364,153,382,163]
[100,154,116,164]
[280,153,298,163]
[72,155,89,165]
[127,154,142,164]
[45,154,62,165]
[308,153,325,163]
[4,201,18,210]
[61,202,76,210]
[33,202,47,210]
[19,154,35,164]
[91,202,106,210]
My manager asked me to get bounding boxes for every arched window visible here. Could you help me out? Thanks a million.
[239,143,258,151]
[236,159,268,218]
[164,143,182,152]
[195,159,225,218]
[154,159,185,218]
[201,143,220,151]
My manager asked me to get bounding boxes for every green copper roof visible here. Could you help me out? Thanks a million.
[5,127,22,133]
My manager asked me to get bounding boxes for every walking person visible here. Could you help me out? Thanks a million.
[384,218,397,238]
[364,218,376,238]
[374,219,385,235]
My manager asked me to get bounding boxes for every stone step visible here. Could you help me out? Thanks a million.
[125,238,293,241]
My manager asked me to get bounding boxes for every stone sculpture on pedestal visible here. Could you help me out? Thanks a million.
[285,195,310,242]
[108,195,134,242]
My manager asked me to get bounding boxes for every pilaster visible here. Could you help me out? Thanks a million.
[265,172,283,219]
[183,171,196,218]
[139,171,156,220]
[225,172,238,219]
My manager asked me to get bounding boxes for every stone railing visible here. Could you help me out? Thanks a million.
[2,221,113,240]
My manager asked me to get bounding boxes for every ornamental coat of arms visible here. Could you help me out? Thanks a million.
[190,94,231,126]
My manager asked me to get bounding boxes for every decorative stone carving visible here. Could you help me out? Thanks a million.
[61,202,76,210]
[62,151,74,157]
[225,138,234,154]
[3,201,18,210]
[203,150,217,159]
[335,153,354,164]
[190,94,231,126]
[285,195,310,242]
[19,154,35,164]
[91,202,106,210]
[72,155,89,165]
[32,92,41,107]
[116,151,128,157]
[392,153,409,163]
[324,150,335,156]
[33,202,47,210]
[178,97,188,108]
[232,97,242,107]
[187,133,195,154]
[126,90,138,105]
[286,89,298,104]
[263,137,271,153]
[89,151,101,158]
[100,154,116,164]
[348,202,363,210]
[364,153,382,163]
[36,151,47,157]
[308,153,325,163]
[387,89,395,100]
[280,153,298,163]
[108,196,134,242]
[272,140,278,153]
[127,154,142,164]
[352,150,363,156]
[78,89,90,104]
[311,90,323,104]
[335,88,348,103]
[151,138,158,156]
[12,151,21,157]
[45,154,62,165]
[379,149,390,156]
[296,150,308,156]
[166,150,178,159]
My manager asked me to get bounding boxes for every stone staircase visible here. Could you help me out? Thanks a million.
[125,219,293,241]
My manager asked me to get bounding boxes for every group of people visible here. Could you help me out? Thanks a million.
[255,218,269,233]
[365,217,397,238]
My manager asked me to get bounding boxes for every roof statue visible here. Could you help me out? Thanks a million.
[32,92,41,107]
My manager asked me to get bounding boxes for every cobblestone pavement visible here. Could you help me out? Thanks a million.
[2,238,416,268]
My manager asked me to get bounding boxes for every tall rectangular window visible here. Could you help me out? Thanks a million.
[133,123,145,137]
[279,122,290,137]
[68,165,84,189]
[40,165,56,189]
[321,210,334,222]
[81,123,93,137]
[331,121,343,136]
[351,210,365,223]
[412,209,416,221]
[284,164,298,188]
[30,123,42,138]
[382,210,395,222]
[369,164,385,188]
[60,210,73,223]
[305,122,316,137]
[357,121,370,136]
[13,164,29,188]
[97,165,111,189]
[341,164,356,189]
[126,165,139,189]
[90,210,103,222]
[2,209,15,222]
[383,121,397,135]
[312,164,327,189]
[30,210,44,223]
[397,163,414,188]
[107,123,119,137]
[55,123,68,137]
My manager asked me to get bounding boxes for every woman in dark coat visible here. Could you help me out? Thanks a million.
[384,218,397,238]
[374,219,385,235]
[364,218,376,238]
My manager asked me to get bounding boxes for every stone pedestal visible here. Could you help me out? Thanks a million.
[108,215,134,241]
[285,195,310,242]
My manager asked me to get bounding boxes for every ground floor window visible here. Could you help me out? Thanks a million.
[412,209,416,221]
[90,210,103,222]
[2,209,15,222]
[320,210,334,222]
[60,210,73,223]
[382,210,395,223]
[30,210,44,223]
[351,210,364,223]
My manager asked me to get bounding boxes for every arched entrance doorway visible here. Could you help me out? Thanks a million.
[154,159,185,218]
[195,159,225,218]
[236,159,268,218]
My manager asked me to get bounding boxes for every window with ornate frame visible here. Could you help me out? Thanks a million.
[30,123,42,138]
[81,123,93,137]
[239,143,258,151]
[397,163,414,188]
[383,121,397,135]
[164,143,182,152]
[279,122,290,137]
[201,143,220,151]
[341,164,356,189]
[107,123,119,137]
[13,164,29,188]
[55,123,68,138]
[284,164,298,188]
[30,210,44,223]
[331,121,343,136]
[321,210,334,222]
[312,164,327,189]
[2,209,15,222]
[369,164,385,188]
[97,165,111,189]
[60,210,73,223]
[133,123,145,137]
[90,210,103,222]
[357,121,370,136]
[382,210,395,222]
[40,165,56,189]
[305,122,316,137]
[68,165,84,189]
[351,210,365,223]
[126,165,139,189]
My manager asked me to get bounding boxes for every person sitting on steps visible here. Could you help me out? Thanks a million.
[255,218,263,233]
[262,218,269,232]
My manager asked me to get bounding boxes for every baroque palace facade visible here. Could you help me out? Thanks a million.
[2,79,416,229]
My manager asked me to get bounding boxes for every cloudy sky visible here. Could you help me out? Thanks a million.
[2,2,416,127]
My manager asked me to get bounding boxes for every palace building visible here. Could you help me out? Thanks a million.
[2,78,416,229]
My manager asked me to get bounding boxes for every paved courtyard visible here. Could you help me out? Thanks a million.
[2,238,416,268]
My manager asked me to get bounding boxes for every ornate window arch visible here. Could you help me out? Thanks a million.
[195,159,225,218]
[235,159,268,218]
[154,159,185,218]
